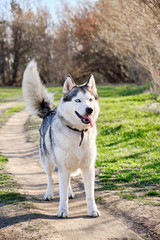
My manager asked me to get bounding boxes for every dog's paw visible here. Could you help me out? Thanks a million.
[57,209,68,218]
[68,185,75,199]
[68,192,75,199]
[43,192,53,201]
[89,210,101,218]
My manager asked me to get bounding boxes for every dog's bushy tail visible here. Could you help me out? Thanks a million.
[22,60,53,118]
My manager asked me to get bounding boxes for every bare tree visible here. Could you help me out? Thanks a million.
[0,0,160,87]
[0,20,7,85]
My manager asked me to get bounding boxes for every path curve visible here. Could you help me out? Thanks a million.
[0,101,19,113]
[0,109,144,239]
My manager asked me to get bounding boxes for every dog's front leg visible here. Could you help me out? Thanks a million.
[82,166,101,217]
[57,169,70,218]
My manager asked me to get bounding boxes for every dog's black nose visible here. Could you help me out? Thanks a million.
[86,107,93,115]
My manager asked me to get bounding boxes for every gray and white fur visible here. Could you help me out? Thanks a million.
[22,60,100,218]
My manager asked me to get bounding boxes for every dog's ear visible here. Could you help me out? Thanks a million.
[63,75,75,94]
[86,74,97,94]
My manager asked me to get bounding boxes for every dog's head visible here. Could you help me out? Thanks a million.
[58,75,100,130]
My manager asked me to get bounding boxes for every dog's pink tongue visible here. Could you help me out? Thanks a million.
[83,115,94,128]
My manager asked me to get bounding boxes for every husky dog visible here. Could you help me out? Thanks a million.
[22,60,100,218]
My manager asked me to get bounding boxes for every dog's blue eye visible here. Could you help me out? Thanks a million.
[75,99,81,103]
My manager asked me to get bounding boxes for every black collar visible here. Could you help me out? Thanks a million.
[66,125,88,146]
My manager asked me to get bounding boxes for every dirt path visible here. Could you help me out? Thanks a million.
[0,109,154,239]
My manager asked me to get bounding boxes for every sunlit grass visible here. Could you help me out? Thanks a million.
[0,87,22,102]
[96,91,160,196]
[0,156,25,205]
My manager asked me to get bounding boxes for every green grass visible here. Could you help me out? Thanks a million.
[0,87,22,102]
[146,189,160,197]
[0,155,8,170]
[0,156,25,205]
[97,82,152,98]
[96,89,160,199]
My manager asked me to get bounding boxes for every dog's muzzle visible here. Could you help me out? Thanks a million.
[75,111,94,127]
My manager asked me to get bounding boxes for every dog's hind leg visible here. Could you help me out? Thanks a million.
[68,181,75,199]
[43,159,55,201]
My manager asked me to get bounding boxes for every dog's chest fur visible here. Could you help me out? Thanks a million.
[53,122,97,171]
[41,112,97,172]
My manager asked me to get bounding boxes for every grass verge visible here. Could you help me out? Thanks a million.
[0,87,22,102]
[0,155,25,205]
[96,89,160,205]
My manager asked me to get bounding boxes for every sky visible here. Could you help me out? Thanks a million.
[42,0,78,11]
[37,0,78,15]
[39,0,81,21]
[0,0,96,21]
[0,0,78,12]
